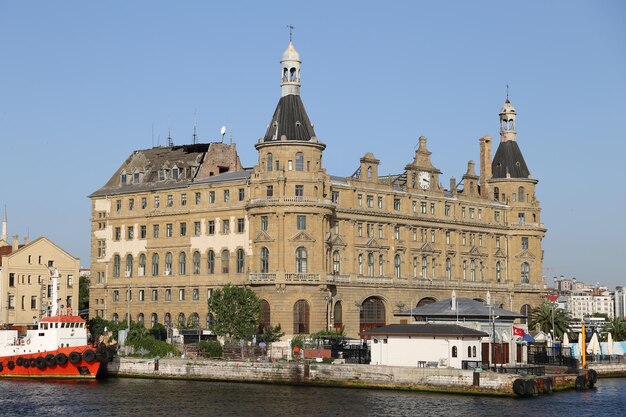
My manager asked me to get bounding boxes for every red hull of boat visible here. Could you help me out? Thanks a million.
[0,345,102,379]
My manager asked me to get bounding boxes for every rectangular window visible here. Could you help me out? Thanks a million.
[166,223,173,237]
[97,240,106,258]
[139,290,145,302]
[421,202,427,214]
[237,218,245,233]
[209,191,215,204]
[445,204,450,217]
[378,224,383,238]
[469,208,475,219]
[261,216,268,231]
[295,185,304,197]
[129,198,134,211]
[331,191,339,203]
[288,160,293,170]
[462,207,466,218]
[494,210,500,222]
[9,273,15,287]
[116,200,121,213]
[431,230,435,243]
[478,209,482,220]
[394,226,400,240]
[193,288,200,300]
[208,221,215,235]
[266,186,273,197]
[358,194,363,207]
[127,226,134,240]
[152,289,158,301]
[165,289,172,301]
[158,170,165,181]
[224,190,230,202]
[31,296,37,310]
[179,289,185,301]
[413,228,417,241]
[181,193,187,206]
[358,223,363,237]
[180,222,187,236]
[496,236,501,248]
[113,291,119,302]
[394,198,401,210]
[367,195,373,208]
[238,188,245,201]
[297,215,306,230]
[462,233,466,245]
[67,274,73,287]
[114,227,121,241]
[430,203,435,215]
[140,225,146,239]
[195,192,201,205]
[222,219,230,234]
[378,196,383,209]
[167,194,173,207]
[194,221,201,236]
[141,197,147,209]
[446,231,451,244]
[522,237,529,250]
[153,224,160,238]
[479,234,483,246]
[154,195,160,208]
[518,213,525,225]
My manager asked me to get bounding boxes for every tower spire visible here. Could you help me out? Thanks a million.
[280,37,302,97]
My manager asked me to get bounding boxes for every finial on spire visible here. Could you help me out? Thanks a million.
[506,84,510,101]
[287,24,295,42]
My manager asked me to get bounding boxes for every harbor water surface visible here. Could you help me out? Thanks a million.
[1,377,626,416]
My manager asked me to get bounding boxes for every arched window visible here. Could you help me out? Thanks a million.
[494,187,500,201]
[138,254,146,276]
[207,250,215,274]
[206,313,214,330]
[138,313,144,325]
[394,255,401,278]
[445,258,452,279]
[151,313,158,328]
[112,313,119,325]
[125,254,133,277]
[462,260,467,280]
[113,255,121,277]
[520,304,531,325]
[472,346,477,357]
[293,300,310,334]
[412,257,418,278]
[518,186,525,202]
[221,250,230,273]
[496,261,501,282]
[260,247,269,273]
[260,300,271,331]
[422,256,428,278]
[468,346,472,357]
[296,247,307,273]
[193,251,201,274]
[165,252,173,276]
[333,301,343,330]
[178,313,186,327]
[479,261,484,281]
[367,166,372,179]
[190,313,200,328]
[267,153,273,172]
[236,249,245,273]
[295,152,304,171]
[452,346,458,358]
[470,260,476,281]
[332,251,340,274]
[152,253,159,276]
[379,255,384,276]
[360,297,386,332]
[521,262,530,283]
[164,313,171,326]
[417,297,437,307]
[179,252,186,275]
[367,253,374,276]
[358,254,363,275]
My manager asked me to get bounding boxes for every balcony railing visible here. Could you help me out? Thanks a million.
[248,273,276,282]
[356,276,393,285]
[249,197,333,206]
[285,273,320,282]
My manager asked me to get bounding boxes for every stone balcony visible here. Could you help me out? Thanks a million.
[248,196,334,208]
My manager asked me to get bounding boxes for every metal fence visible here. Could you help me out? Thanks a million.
[527,345,577,368]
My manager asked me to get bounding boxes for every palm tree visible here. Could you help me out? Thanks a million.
[603,317,626,341]
[529,301,571,339]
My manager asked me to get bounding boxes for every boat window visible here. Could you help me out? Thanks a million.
[61,323,65,328]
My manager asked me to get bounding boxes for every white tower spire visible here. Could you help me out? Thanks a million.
[280,39,301,97]
[499,97,517,142]
[1,205,7,242]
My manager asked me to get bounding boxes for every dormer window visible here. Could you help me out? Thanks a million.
[120,171,127,185]
[172,166,180,180]
[133,170,140,184]
[158,170,165,181]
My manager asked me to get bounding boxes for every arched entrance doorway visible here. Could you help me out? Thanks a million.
[360,297,386,336]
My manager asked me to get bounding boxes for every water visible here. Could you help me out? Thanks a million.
[1,377,626,416]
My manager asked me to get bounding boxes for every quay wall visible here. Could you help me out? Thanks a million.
[589,363,626,377]
[108,357,521,395]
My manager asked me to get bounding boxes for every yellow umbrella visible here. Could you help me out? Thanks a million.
[581,324,587,368]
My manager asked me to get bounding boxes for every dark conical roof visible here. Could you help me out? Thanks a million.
[263,94,316,142]
[491,141,531,179]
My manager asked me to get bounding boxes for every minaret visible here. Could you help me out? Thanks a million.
[1,206,7,242]
[280,41,301,97]
[499,98,517,142]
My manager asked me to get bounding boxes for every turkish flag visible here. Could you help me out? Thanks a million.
[513,326,525,337]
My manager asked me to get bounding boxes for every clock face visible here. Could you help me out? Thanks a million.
[418,171,430,190]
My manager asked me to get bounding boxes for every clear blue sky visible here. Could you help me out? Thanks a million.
[1,1,624,287]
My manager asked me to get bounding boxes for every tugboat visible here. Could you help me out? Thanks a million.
[0,268,111,379]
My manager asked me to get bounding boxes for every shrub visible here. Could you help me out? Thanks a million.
[128,335,178,357]
[197,340,223,358]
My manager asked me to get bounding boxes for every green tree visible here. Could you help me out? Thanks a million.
[603,317,626,341]
[207,285,261,341]
[259,324,285,344]
[79,275,90,314]
[529,301,571,339]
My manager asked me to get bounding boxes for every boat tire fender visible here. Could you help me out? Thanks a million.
[55,353,68,366]
[69,351,82,365]
[588,369,598,387]
[16,357,23,367]
[512,379,526,396]
[45,354,56,367]
[83,349,96,363]
[575,375,586,390]
[524,379,538,396]
[7,361,14,370]
[0,362,3,372]
[35,356,46,370]
[29,358,36,367]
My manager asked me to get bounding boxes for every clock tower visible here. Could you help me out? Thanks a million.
[405,136,442,192]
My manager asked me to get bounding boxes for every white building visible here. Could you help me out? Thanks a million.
[614,287,626,320]
[566,290,614,320]
[364,324,487,369]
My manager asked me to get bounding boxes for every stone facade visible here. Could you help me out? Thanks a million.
[89,41,546,338]
[0,235,80,325]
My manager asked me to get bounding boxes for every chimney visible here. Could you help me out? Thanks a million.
[449,177,457,196]
[479,135,492,197]
[12,234,19,251]
[23,236,30,246]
